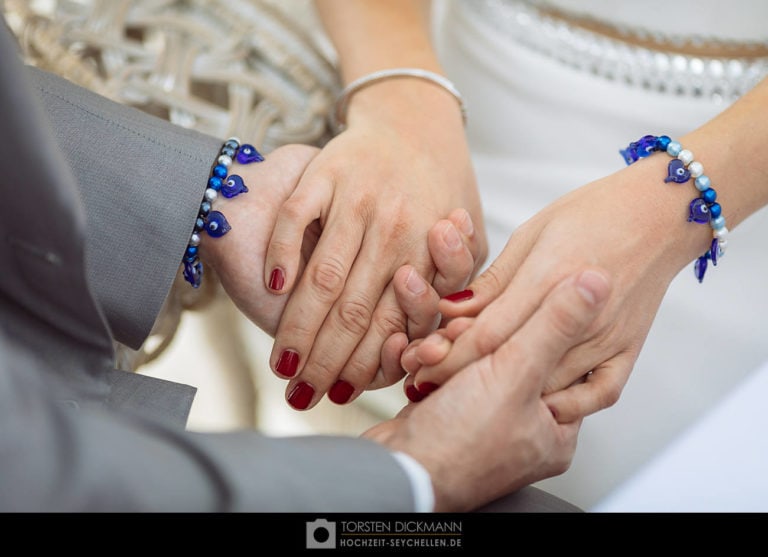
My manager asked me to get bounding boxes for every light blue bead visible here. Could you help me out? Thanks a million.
[711,216,726,230]
[695,175,711,191]
[666,141,682,156]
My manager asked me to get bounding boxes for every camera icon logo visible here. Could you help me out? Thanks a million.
[306,519,336,549]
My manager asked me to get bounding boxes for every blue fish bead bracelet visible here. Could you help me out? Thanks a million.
[620,134,728,283]
[183,137,263,288]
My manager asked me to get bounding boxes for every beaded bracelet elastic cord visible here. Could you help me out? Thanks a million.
[182,137,264,288]
[620,134,728,283]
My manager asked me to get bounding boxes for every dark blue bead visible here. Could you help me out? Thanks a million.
[183,260,203,288]
[688,198,711,224]
[221,174,249,198]
[236,144,264,164]
[204,210,232,238]
[665,159,691,183]
[208,176,223,191]
[701,188,717,204]
[709,202,722,219]
[656,135,671,150]
[694,255,708,283]
[185,245,198,257]
[212,164,228,179]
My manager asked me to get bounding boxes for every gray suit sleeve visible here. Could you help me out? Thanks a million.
[0,336,415,512]
[26,67,222,349]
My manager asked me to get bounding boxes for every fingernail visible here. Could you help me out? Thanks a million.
[328,380,355,405]
[405,384,426,403]
[405,267,427,295]
[549,406,559,420]
[269,268,285,291]
[275,349,299,378]
[287,382,315,410]
[443,223,462,249]
[417,382,439,395]
[456,209,474,236]
[443,289,473,302]
[575,269,610,305]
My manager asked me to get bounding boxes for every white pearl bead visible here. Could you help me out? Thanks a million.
[226,136,241,145]
[204,188,218,202]
[717,238,728,256]
[714,225,729,239]
[678,149,694,165]
[189,233,201,246]
[688,161,704,177]
[218,154,233,167]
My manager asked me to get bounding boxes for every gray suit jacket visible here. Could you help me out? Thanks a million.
[0,20,415,512]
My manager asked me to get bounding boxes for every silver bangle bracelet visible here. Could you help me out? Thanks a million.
[331,68,467,132]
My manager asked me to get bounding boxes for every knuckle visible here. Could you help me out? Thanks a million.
[337,296,375,337]
[548,301,587,340]
[473,326,508,356]
[343,357,378,384]
[278,197,309,222]
[372,305,407,338]
[595,378,623,410]
[306,355,343,385]
[309,257,347,302]
[475,264,505,296]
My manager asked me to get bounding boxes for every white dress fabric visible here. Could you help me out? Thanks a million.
[432,0,768,509]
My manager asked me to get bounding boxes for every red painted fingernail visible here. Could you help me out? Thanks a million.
[442,289,473,302]
[275,349,299,378]
[328,380,355,405]
[269,268,285,291]
[405,385,426,403]
[417,382,439,395]
[288,382,314,410]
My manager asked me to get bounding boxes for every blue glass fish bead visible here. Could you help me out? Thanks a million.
[204,210,232,238]
[236,144,264,164]
[635,135,658,157]
[710,238,719,266]
[694,255,708,283]
[665,159,691,183]
[183,259,203,288]
[620,145,639,165]
[688,198,711,223]
[221,174,249,198]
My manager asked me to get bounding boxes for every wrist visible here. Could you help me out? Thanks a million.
[338,70,466,133]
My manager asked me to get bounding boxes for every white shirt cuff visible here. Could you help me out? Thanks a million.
[392,452,435,512]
